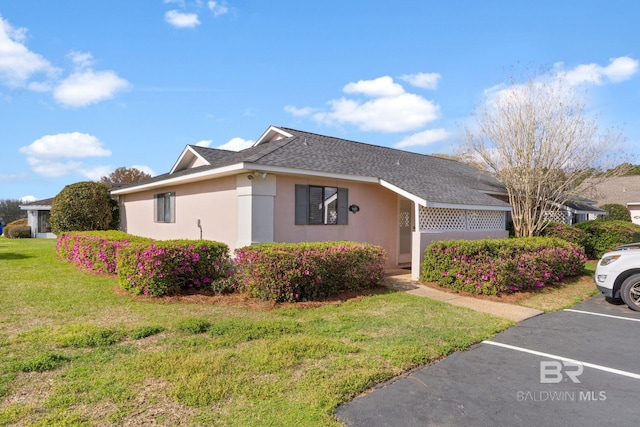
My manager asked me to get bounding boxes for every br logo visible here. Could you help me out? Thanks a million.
[540,361,584,383]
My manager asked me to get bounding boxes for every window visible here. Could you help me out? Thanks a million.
[155,192,175,223]
[295,185,348,225]
[37,210,51,233]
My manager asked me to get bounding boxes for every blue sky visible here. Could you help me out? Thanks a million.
[1,0,639,201]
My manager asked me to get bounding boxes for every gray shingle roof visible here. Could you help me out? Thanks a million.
[20,197,54,207]
[118,127,510,209]
[580,176,640,206]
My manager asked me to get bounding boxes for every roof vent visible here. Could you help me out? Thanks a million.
[396,159,400,166]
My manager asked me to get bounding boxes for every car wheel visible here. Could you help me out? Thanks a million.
[605,296,625,305]
[620,274,640,312]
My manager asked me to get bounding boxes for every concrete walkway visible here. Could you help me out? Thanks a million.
[384,270,543,322]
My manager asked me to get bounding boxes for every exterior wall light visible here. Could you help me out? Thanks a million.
[349,204,360,213]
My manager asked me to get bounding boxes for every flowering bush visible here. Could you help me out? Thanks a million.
[539,222,587,250]
[574,220,640,259]
[234,242,387,302]
[421,237,587,295]
[117,240,231,296]
[56,231,149,274]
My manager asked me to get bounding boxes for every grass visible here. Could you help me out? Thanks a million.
[514,260,600,312]
[0,238,514,426]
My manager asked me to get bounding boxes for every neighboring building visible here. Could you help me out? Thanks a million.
[19,198,55,238]
[111,126,512,279]
[627,202,640,225]
[580,176,640,225]
[544,197,607,225]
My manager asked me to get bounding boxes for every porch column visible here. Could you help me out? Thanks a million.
[237,173,276,248]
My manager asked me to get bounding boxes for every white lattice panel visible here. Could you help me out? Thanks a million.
[419,207,466,230]
[543,210,571,224]
[419,207,506,231]
[467,210,505,230]
[399,211,411,227]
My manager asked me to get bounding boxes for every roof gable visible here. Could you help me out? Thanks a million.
[170,145,212,174]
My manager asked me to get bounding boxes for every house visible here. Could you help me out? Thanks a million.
[111,126,512,279]
[580,176,640,225]
[19,198,55,238]
[543,197,607,225]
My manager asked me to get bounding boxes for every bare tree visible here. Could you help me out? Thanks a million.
[100,167,151,187]
[0,199,26,224]
[463,75,626,237]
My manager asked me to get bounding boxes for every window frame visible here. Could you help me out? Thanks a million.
[295,184,348,225]
[155,191,176,223]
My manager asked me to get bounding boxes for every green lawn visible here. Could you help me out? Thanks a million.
[0,238,514,426]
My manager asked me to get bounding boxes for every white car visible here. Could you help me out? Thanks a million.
[594,243,640,312]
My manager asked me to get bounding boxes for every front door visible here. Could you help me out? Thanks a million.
[398,198,412,264]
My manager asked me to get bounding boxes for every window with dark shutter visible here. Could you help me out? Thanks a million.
[295,185,348,225]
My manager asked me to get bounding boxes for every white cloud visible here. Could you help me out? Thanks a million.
[284,105,317,117]
[165,10,201,28]
[215,137,254,151]
[0,16,128,107]
[208,1,229,16]
[394,128,450,148]
[20,132,112,178]
[78,164,113,181]
[195,139,212,147]
[53,69,129,107]
[287,75,441,133]
[130,165,156,177]
[20,132,111,158]
[343,76,405,97]
[556,56,639,86]
[400,72,441,90]
[314,92,440,133]
[0,15,59,87]
[25,157,83,178]
[67,51,94,69]
[20,195,36,203]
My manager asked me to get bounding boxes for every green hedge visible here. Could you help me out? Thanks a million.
[539,222,587,249]
[4,225,31,239]
[117,240,231,296]
[3,218,30,238]
[234,242,387,302]
[574,220,640,258]
[421,237,586,295]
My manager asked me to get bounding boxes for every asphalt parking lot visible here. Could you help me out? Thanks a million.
[336,296,640,427]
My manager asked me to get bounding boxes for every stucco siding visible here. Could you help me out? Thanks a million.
[119,176,239,249]
[273,175,399,266]
[628,204,640,225]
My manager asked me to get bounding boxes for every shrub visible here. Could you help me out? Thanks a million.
[234,241,386,302]
[3,218,30,238]
[117,240,231,296]
[539,222,586,249]
[421,237,587,295]
[56,231,150,274]
[4,225,31,239]
[49,181,119,234]
[574,220,640,258]
[599,204,631,222]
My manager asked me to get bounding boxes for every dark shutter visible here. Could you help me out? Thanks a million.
[295,184,309,225]
[337,187,348,225]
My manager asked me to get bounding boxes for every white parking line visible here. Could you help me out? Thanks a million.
[564,309,640,322]
[482,340,640,380]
